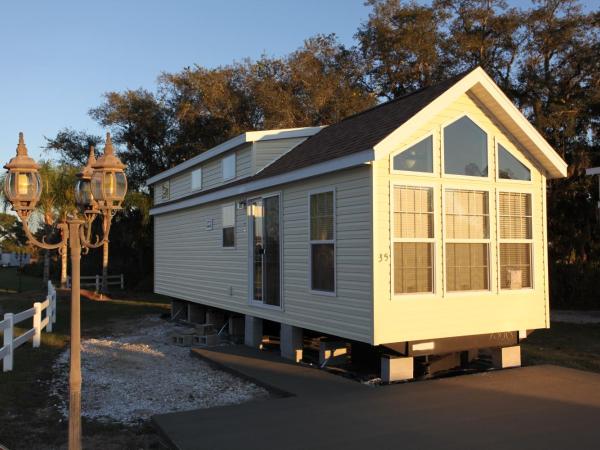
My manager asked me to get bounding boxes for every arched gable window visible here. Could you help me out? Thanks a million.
[393,135,433,173]
[444,116,488,177]
[498,144,531,181]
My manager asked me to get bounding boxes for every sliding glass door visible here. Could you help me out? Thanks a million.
[249,195,281,307]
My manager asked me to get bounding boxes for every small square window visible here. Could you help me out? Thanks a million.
[191,168,202,190]
[222,154,236,181]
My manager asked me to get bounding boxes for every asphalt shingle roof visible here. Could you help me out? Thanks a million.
[257,71,468,178]
[153,70,471,208]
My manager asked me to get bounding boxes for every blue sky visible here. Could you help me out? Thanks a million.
[0,0,369,164]
[0,0,597,166]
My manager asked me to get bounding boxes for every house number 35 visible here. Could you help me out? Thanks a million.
[378,253,389,262]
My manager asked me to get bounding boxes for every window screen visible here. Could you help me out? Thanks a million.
[499,192,532,289]
[310,191,335,293]
[445,189,490,291]
[393,136,433,173]
[393,186,434,294]
[444,116,488,177]
[191,168,202,190]
[222,154,236,181]
[222,204,235,247]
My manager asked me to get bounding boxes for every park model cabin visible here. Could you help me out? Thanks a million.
[148,68,567,379]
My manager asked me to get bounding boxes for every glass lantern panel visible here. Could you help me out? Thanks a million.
[91,172,103,201]
[115,172,127,199]
[104,172,116,197]
[17,173,31,195]
[75,179,93,208]
[33,172,42,201]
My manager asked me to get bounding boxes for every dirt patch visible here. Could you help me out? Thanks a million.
[50,317,269,424]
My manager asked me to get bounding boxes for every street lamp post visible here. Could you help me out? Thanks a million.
[3,132,127,450]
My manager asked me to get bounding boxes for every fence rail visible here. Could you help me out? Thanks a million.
[66,274,124,291]
[1,281,57,372]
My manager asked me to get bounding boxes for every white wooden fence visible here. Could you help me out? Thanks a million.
[1,281,57,372]
[66,274,124,291]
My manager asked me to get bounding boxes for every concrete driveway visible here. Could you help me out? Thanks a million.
[154,348,600,450]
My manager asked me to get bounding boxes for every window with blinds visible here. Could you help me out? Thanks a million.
[445,189,490,291]
[393,186,434,294]
[499,192,532,289]
[310,191,335,293]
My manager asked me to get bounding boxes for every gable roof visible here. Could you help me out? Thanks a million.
[257,72,467,178]
[150,67,567,215]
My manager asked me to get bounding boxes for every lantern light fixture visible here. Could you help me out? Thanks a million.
[91,132,127,209]
[3,133,42,214]
[75,145,97,212]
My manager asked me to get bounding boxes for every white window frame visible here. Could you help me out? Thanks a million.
[495,138,533,184]
[222,153,236,181]
[390,131,437,177]
[191,167,202,191]
[390,182,437,299]
[308,187,336,296]
[442,187,492,294]
[247,191,284,311]
[441,113,492,181]
[496,188,535,292]
[222,203,236,249]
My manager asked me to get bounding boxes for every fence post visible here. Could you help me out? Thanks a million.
[120,274,124,290]
[52,286,57,325]
[33,302,42,348]
[96,274,100,292]
[3,313,13,372]
[46,295,53,333]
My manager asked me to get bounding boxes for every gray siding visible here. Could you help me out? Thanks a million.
[153,144,253,205]
[253,137,307,173]
[154,166,373,343]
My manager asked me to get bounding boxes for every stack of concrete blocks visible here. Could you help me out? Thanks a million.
[381,355,414,383]
[491,345,521,369]
[228,316,245,344]
[319,339,348,366]
[281,324,303,362]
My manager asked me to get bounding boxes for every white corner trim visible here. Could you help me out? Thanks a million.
[373,67,567,179]
[150,149,374,216]
[146,126,325,186]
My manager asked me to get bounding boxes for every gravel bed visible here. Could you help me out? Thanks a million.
[50,317,269,424]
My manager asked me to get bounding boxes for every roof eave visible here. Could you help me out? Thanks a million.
[372,67,568,179]
[146,126,325,186]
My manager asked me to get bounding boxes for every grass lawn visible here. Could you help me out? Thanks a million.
[521,321,600,374]
[0,288,170,450]
[0,267,46,293]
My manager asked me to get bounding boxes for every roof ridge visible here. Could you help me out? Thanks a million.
[336,68,477,125]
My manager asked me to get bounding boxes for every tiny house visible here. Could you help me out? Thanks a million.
[148,68,567,380]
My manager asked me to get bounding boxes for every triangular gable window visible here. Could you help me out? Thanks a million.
[498,144,531,181]
[393,135,433,173]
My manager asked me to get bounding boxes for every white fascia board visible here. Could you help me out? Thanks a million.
[373,67,568,179]
[146,126,325,186]
[149,149,374,216]
[586,167,600,176]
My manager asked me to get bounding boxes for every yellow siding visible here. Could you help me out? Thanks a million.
[373,92,548,345]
